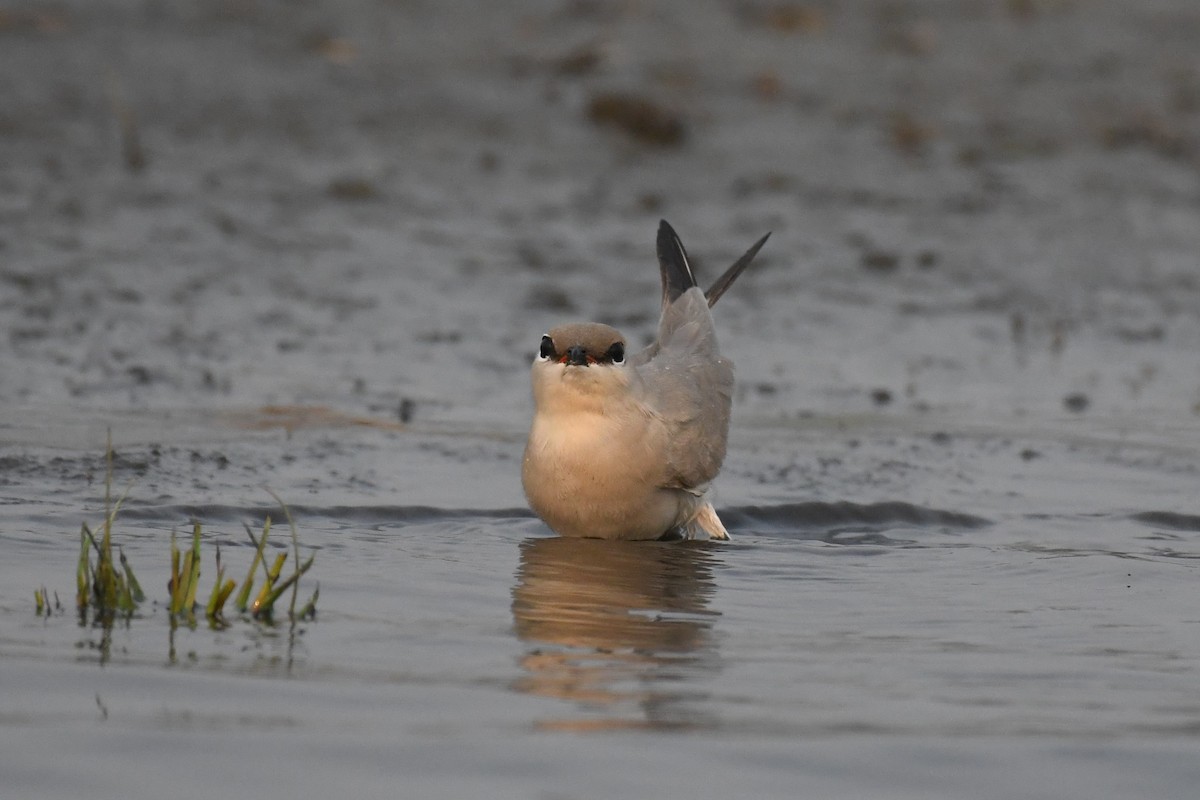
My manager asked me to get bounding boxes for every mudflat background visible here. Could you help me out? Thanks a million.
[2,2,1199,798]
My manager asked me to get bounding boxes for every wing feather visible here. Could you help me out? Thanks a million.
[633,289,733,491]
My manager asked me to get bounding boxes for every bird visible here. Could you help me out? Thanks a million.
[521,220,770,540]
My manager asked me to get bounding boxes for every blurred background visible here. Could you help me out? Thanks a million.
[3,0,1198,433]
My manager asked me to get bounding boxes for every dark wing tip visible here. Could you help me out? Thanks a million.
[705,230,771,308]
[656,219,697,305]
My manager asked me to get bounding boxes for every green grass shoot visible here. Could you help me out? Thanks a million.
[120,546,145,603]
[298,584,319,620]
[76,523,90,611]
[168,523,204,617]
[234,517,271,613]
[250,551,288,616]
[34,587,59,618]
[252,554,314,620]
[264,486,304,620]
[204,543,238,623]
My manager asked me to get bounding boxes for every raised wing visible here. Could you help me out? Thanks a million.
[633,221,769,489]
[635,289,734,491]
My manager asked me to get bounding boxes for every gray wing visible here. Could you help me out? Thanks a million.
[633,288,734,492]
[629,220,767,491]
[705,230,771,308]
[633,220,768,366]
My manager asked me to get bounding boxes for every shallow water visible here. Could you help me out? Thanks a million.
[3,1,1200,798]
[3,412,1199,799]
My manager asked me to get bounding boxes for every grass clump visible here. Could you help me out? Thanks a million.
[73,434,141,623]
[51,433,319,630]
[162,515,317,627]
[33,587,61,617]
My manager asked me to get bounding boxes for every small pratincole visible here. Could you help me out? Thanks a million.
[522,220,770,541]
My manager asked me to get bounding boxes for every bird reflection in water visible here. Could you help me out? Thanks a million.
[511,536,722,732]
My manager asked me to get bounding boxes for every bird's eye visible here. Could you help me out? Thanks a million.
[606,342,625,364]
[538,335,555,361]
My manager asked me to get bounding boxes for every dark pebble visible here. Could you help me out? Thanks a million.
[1063,392,1089,413]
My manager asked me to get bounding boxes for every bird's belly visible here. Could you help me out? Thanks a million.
[522,416,680,540]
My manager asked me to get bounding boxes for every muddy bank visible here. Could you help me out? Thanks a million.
[1,0,1198,433]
